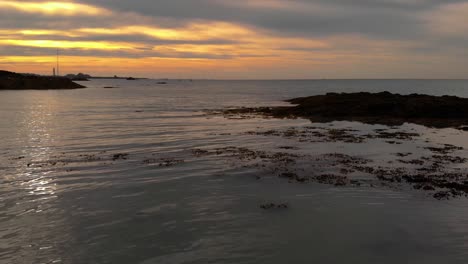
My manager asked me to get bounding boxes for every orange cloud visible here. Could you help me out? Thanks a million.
[0,29,82,38]
[0,39,143,50]
[0,22,422,78]
[77,22,255,41]
[0,21,329,59]
[0,1,109,16]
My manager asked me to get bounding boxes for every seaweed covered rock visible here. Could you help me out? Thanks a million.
[287,92,468,119]
[223,92,468,128]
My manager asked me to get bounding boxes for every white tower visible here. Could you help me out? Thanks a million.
[56,49,60,76]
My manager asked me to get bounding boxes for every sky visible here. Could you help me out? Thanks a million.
[0,0,467,79]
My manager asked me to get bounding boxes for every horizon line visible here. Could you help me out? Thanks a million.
[6,70,468,81]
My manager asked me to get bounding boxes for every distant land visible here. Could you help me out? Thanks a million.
[0,70,85,90]
[90,76,148,80]
[65,73,148,81]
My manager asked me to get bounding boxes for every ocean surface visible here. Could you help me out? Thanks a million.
[1,79,468,264]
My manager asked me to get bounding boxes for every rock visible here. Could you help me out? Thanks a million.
[422,185,436,191]
[260,203,275,209]
[0,70,85,90]
[260,203,289,210]
[295,176,307,183]
[223,92,468,129]
[278,146,298,150]
[279,172,297,179]
[112,153,129,161]
[334,179,347,186]
[433,191,450,200]
[191,149,210,157]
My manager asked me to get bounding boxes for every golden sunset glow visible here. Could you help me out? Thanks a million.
[0,29,74,36]
[0,1,109,16]
[77,22,254,41]
[0,39,142,50]
[0,21,330,60]
[0,55,323,79]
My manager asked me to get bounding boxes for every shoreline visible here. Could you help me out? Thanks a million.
[0,70,85,90]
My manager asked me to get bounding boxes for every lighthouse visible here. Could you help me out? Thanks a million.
[56,49,60,76]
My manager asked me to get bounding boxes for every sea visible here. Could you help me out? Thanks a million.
[1,79,468,264]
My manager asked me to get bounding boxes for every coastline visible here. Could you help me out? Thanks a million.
[0,70,86,90]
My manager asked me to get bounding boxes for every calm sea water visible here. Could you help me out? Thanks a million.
[1,79,468,264]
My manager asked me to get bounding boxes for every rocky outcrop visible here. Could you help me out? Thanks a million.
[0,70,86,90]
[223,92,468,128]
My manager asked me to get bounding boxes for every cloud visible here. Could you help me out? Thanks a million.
[76,0,464,38]
[0,0,467,78]
[0,0,110,16]
[424,2,468,37]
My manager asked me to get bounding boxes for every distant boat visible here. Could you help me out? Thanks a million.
[126,77,136,80]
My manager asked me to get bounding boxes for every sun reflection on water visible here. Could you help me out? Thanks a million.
[0,93,72,263]
[15,95,63,205]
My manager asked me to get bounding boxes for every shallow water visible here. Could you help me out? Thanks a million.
[1,79,468,264]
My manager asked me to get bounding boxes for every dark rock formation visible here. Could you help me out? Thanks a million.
[223,92,468,129]
[0,70,86,90]
[260,203,289,209]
